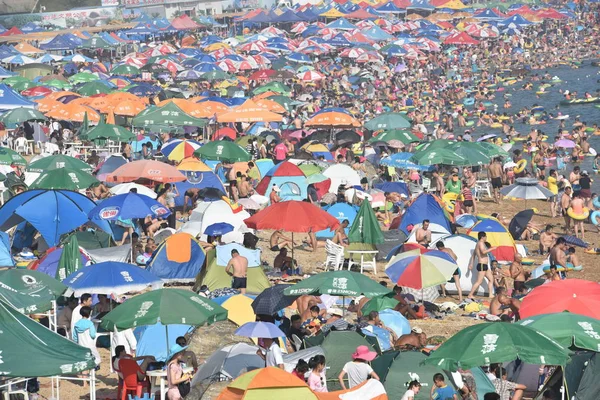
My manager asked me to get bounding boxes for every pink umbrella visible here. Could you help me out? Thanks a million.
[555,139,576,148]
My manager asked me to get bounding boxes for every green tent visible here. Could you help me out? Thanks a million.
[0,299,96,377]
[364,112,411,131]
[320,331,375,389]
[348,199,384,244]
[29,168,99,191]
[56,234,83,281]
[0,269,66,314]
[80,35,114,49]
[132,102,207,127]
[66,230,113,250]
[0,107,47,129]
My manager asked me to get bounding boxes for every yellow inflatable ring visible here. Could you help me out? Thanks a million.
[443,192,458,214]
[514,159,527,174]
[567,207,590,221]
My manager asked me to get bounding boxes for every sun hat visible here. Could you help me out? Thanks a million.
[351,345,377,361]
[167,344,188,361]
[411,327,423,334]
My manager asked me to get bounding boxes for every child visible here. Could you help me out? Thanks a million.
[307,355,327,393]
[431,373,458,400]
[72,306,100,367]
[401,380,421,400]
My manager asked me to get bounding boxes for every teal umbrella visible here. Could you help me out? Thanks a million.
[369,129,420,145]
[27,154,93,173]
[410,147,467,166]
[0,147,26,166]
[0,269,67,313]
[253,82,291,95]
[518,312,600,352]
[200,70,234,81]
[348,199,384,244]
[0,107,47,129]
[29,168,99,191]
[111,64,141,75]
[69,72,99,84]
[56,234,83,281]
[364,112,411,131]
[283,270,391,298]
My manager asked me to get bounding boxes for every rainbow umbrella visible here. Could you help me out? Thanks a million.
[385,249,458,289]
[468,218,517,262]
[161,139,202,162]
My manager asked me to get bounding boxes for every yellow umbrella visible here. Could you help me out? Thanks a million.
[204,42,231,52]
[221,294,255,327]
[320,8,345,18]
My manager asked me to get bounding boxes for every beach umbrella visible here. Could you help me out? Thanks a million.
[283,270,392,298]
[2,54,36,65]
[29,168,99,191]
[109,183,158,199]
[88,191,171,221]
[203,222,233,236]
[369,130,419,145]
[194,141,251,163]
[447,141,495,165]
[385,250,458,289]
[107,159,186,183]
[77,81,113,96]
[2,76,29,86]
[69,72,99,84]
[101,288,227,330]
[0,299,96,377]
[0,269,66,313]
[132,102,206,128]
[423,322,569,370]
[501,177,554,200]
[561,235,588,248]
[21,86,54,97]
[0,147,26,166]
[380,153,435,172]
[0,107,47,129]
[27,154,93,173]
[63,261,162,296]
[520,279,600,320]
[85,123,135,142]
[161,139,202,161]
[44,79,72,90]
[518,312,600,352]
[348,199,384,244]
[555,139,576,148]
[235,321,286,338]
[111,64,141,75]
[508,209,535,239]
[56,234,83,280]
[360,294,399,315]
[200,70,234,81]
[250,284,293,315]
[410,147,467,166]
[364,112,411,130]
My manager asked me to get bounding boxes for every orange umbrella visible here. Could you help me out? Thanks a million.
[254,99,286,114]
[105,92,148,104]
[176,157,213,172]
[106,160,186,183]
[112,100,146,117]
[155,98,215,118]
[253,91,279,100]
[217,100,282,123]
[36,98,63,113]
[191,101,230,118]
[106,110,116,125]
[304,111,361,128]
[88,96,112,113]
[45,103,100,122]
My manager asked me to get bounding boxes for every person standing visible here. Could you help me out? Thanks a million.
[468,232,497,300]
[72,306,100,366]
[338,346,380,390]
[225,249,248,294]
[431,373,458,400]
[436,241,462,302]
[71,293,93,337]
[488,157,504,204]
[256,338,284,369]
[307,355,328,392]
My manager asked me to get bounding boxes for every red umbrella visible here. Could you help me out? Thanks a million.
[520,279,600,319]
[213,127,237,141]
[21,86,53,97]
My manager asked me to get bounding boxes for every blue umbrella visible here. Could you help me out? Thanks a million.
[63,261,162,296]
[287,52,311,64]
[561,235,589,248]
[88,192,171,222]
[204,222,233,236]
[234,321,286,338]
[0,189,112,247]
[127,83,161,96]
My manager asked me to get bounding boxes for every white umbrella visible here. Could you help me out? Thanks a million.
[501,177,554,200]
[110,183,157,199]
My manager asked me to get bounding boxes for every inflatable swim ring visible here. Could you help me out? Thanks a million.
[555,115,569,120]
[585,248,600,255]
[585,127,595,132]
[483,102,494,107]
[536,91,547,95]
[591,210,600,226]
[465,121,474,127]
[463,98,475,106]
[443,192,458,214]
[589,148,598,156]
[593,196,600,209]
[532,106,544,112]
[490,123,503,128]
[567,207,590,220]
[521,258,535,266]
[514,159,527,174]
[513,137,528,142]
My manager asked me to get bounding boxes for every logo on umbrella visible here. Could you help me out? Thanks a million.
[21,275,37,286]
[99,206,120,219]
[148,169,162,175]
[151,204,168,216]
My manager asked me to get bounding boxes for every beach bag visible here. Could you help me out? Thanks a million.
[178,382,191,398]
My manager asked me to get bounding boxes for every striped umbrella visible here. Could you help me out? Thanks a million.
[161,139,202,162]
[385,249,457,289]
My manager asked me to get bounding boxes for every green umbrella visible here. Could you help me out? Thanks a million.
[423,322,570,370]
[0,147,26,166]
[132,102,207,127]
[27,154,93,173]
[77,81,113,96]
[111,64,141,75]
[2,76,29,86]
[86,123,135,142]
[0,107,47,129]
[415,139,455,151]
[360,294,399,315]
[194,140,251,163]
[283,270,392,298]
[69,72,99,84]
[30,168,99,191]
[80,35,114,50]
[45,79,72,90]
[518,312,600,352]
[56,234,83,281]
[101,288,228,331]
[0,269,67,314]
[298,163,323,177]
[253,81,291,95]
[11,80,36,92]
[369,130,420,145]
[477,141,509,158]
[446,142,492,166]
[267,95,295,112]
[364,112,411,131]
[410,147,467,166]
[0,298,96,377]
[348,199,384,244]
[200,70,234,82]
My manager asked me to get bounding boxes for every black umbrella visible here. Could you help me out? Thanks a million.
[310,130,330,141]
[335,130,361,144]
[198,187,226,200]
[508,209,535,239]
[251,284,294,315]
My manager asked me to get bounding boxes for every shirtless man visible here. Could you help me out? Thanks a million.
[561,186,572,232]
[270,185,281,204]
[489,286,507,315]
[468,232,497,299]
[394,331,428,350]
[498,294,522,321]
[90,182,110,200]
[414,219,432,246]
[506,253,527,293]
[332,219,349,247]
[432,170,445,197]
[539,225,557,255]
[238,177,254,198]
[270,229,295,251]
[570,193,586,239]
[548,265,561,281]
[549,237,568,279]
[225,249,248,294]
[183,188,200,215]
[436,241,462,302]
[488,157,503,204]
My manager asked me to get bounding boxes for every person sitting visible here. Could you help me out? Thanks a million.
[394,328,428,350]
[365,311,397,342]
[498,294,522,321]
[112,345,156,382]
[270,229,295,251]
[492,367,526,400]
[287,315,310,351]
[567,246,582,270]
[273,248,300,275]
[331,219,350,247]
[489,286,507,316]
[302,305,326,336]
[391,286,421,319]
[539,225,557,254]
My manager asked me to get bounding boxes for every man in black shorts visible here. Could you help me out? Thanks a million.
[488,157,504,204]
[225,249,248,294]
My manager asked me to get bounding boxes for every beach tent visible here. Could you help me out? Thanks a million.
[190,199,250,242]
[0,231,13,267]
[318,331,376,387]
[322,164,361,193]
[192,343,265,388]
[316,202,358,239]
[0,299,96,377]
[399,193,451,235]
[147,232,206,283]
[406,222,450,245]
[375,230,408,260]
[468,218,516,262]
[135,322,192,362]
[196,247,270,294]
[217,367,317,400]
[174,160,225,207]
[255,161,308,202]
[316,380,387,400]
[29,246,90,278]
[429,234,484,294]
[0,83,35,110]
[538,351,600,400]
[95,154,128,182]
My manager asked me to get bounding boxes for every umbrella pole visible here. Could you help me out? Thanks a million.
[165,325,170,358]
[291,232,294,271]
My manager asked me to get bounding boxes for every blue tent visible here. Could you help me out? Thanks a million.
[316,202,359,239]
[135,323,192,362]
[146,233,206,283]
[0,84,35,110]
[39,34,82,51]
[374,181,409,197]
[173,169,225,207]
[377,2,404,13]
[0,65,16,78]
[20,22,44,33]
[255,159,275,179]
[407,0,434,10]
[398,193,451,235]
[0,231,13,267]
[362,26,393,41]
[499,14,532,27]
[298,9,320,21]
[124,23,158,36]
[325,18,357,31]
[272,9,303,23]
[473,8,503,20]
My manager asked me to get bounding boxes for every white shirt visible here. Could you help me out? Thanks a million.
[401,389,416,400]
[70,304,83,337]
[112,328,137,356]
[265,342,283,367]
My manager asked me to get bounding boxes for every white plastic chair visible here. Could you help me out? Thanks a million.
[291,334,303,351]
[14,137,28,155]
[325,239,345,271]
[474,180,492,200]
